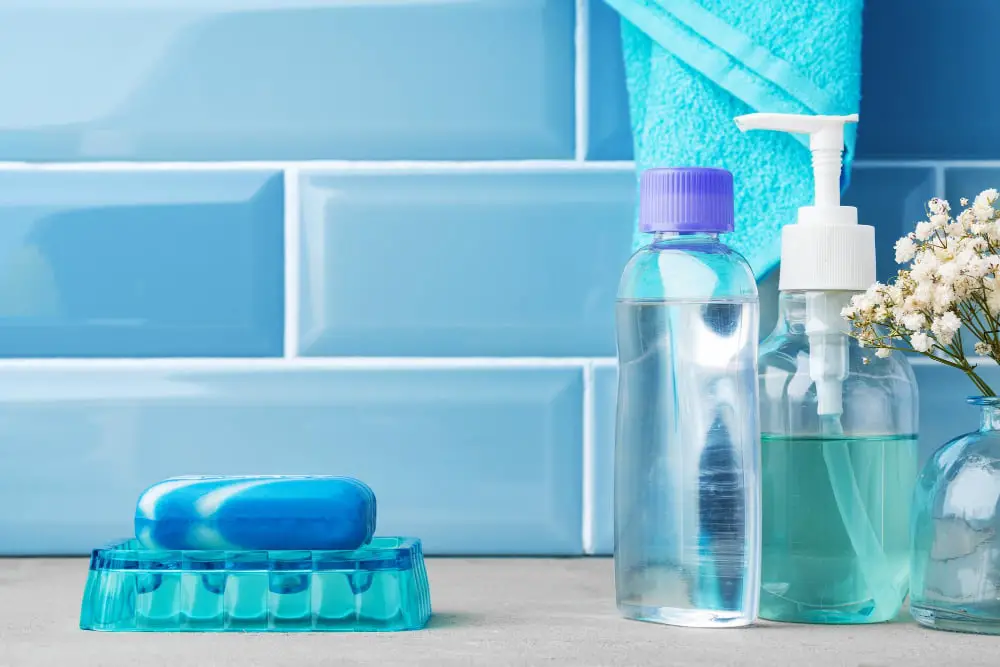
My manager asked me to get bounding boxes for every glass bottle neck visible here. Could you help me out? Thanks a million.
[652,232,720,242]
[774,291,858,335]
[776,293,808,334]
[979,403,1000,432]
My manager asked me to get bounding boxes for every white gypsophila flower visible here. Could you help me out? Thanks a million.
[976,341,992,356]
[930,213,950,229]
[857,285,884,314]
[875,347,892,358]
[915,221,937,241]
[988,281,1000,316]
[929,198,951,215]
[900,312,926,331]
[850,293,872,315]
[956,245,978,264]
[931,311,962,345]
[977,188,999,206]
[953,276,976,299]
[939,310,961,333]
[937,260,961,286]
[961,198,970,207]
[967,237,989,252]
[974,191,999,223]
[958,208,976,227]
[912,282,934,307]
[909,255,940,283]
[933,285,955,313]
[966,256,992,278]
[894,237,917,264]
[911,331,934,352]
[941,236,964,259]
[946,221,966,237]
[974,203,995,222]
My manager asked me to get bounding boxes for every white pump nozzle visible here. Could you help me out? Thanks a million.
[734,112,872,293]
[735,113,857,209]
[736,112,873,417]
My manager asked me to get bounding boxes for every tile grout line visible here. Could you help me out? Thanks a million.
[0,160,636,173]
[0,158,992,174]
[574,0,590,162]
[0,357,619,370]
[910,354,993,367]
[582,360,595,554]
[283,168,301,359]
[851,160,933,169]
[853,159,1000,170]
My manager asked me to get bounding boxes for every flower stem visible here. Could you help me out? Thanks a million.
[965,369,996,397]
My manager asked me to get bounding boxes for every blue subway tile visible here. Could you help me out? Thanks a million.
[588,0,633,160]
[915,362,1000,469]
[298,170,635,357]
[591,363,617,555]
[0,171,283,357]
[944,171,1000,355]
[857,1,1000,159]
[945,169,1000,207]
[0,364,583,556]
[843,167,936,284]
[0,1,574,161]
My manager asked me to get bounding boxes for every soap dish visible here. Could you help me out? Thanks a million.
[80,537,431,632]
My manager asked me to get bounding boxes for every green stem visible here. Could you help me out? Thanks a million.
[965,368,995,397]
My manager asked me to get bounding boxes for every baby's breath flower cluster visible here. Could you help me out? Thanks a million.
[842,190,1000,397]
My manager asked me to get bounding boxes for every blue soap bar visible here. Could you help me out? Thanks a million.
[135,475,376,551]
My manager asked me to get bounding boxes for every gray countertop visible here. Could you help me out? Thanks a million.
[0,557,995,666]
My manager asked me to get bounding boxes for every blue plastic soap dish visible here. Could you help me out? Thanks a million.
[80,537,431,632]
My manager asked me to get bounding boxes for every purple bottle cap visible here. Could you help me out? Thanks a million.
[639,167,734,233]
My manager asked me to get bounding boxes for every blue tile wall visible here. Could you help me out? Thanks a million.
[298,169,635,357]
[916,362,1000,466]
[0,0,997,556]
[588,0,632,160]
[843,167,937,283]
[0,0,575,161]
[855,0,1000,159]
[0,170,284,357]
[946,169,1000,206]
[588,0,1000,161]
[591,363,617,555]
[0,364,583,555]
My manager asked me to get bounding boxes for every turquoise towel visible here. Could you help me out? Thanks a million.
[603,0,863,277]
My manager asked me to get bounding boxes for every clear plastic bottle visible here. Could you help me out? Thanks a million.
[736,113,920,624]
[614,167,760,628]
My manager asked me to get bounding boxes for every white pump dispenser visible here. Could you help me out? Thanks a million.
[735,113,875,417]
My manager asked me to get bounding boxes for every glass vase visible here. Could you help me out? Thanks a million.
[910,397,1000,634]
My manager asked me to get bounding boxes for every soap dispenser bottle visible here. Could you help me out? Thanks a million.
[736,114,919,624]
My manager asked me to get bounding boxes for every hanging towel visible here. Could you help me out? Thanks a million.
[603,0,863,277]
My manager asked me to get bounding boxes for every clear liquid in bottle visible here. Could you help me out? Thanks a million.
[615,297,760,627]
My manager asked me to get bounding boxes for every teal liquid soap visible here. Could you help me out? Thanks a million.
[760,433,918,623]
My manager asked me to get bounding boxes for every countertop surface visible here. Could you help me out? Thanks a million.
[0,557,995,666]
